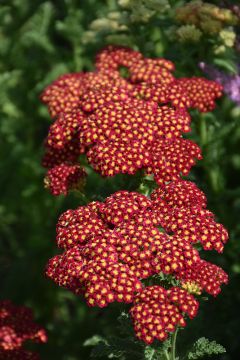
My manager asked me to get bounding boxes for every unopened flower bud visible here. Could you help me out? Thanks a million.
[176,24,202,43]
[219,28,236,47]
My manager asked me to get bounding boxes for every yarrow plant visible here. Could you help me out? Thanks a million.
[174,1,238,49]
[41,46,222,194]
[82,0,240,58]
[0,300,47,360]
[41,46,228,359]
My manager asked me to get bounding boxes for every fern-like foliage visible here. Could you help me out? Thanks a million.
[186,337,226,359]
[84,313,173,360]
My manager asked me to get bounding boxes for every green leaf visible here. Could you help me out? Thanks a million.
[186,337,226,359]
[213,58,237,74]
[142,338,172,360]
[117,312,135,337]
[90,336,140,359]
[144,347,155,360]
[83,335,105,347]
[91,341,121,358]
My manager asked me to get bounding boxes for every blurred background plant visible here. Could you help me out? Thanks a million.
[0,0,239,359]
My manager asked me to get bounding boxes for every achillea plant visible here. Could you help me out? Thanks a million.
[41,46,222,195]
[174,0,238,51]
[0,301,47,360]
[42,46,228,359]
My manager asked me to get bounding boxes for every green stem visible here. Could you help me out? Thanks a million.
[73,40,82,71]
[137,174,155,197]
[199,115,208,147]
[199,114,222,193]
[138,182,151,197]
[163,349,170,360]
[170,328,179,360]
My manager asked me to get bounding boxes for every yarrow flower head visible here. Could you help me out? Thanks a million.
[151,180,228,252]
[130,285,199,344]
[0,301,47,360]
[41,46,223,193]
[46,186,228,342]
[178,259,228,297]
[175,1,237,33]
[176,77,222,112]
[44,163,86,196]
[42,138,82,169]
[176,24,203,43]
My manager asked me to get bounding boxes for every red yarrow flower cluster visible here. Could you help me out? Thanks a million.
[130,286,199,344]
[176,77,223,112]
[0,301,47,360]
[151,180,228,252]
[46,188,227,321]
[42,46,228,345]
[41,46,222,192]
[44,163,86,196]
[0,349,40,360]
[178,259,228,297]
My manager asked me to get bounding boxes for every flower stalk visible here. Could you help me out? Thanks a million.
[170,328,179,360]
[164,349,170,360]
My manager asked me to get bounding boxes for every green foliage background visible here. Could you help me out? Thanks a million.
[0,0,240,359]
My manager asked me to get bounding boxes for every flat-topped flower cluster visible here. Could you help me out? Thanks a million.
[42,46,228,345]
[46,183,228,344]
[41,46,222,195]
[0,301,47,359]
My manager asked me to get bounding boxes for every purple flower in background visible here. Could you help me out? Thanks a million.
[199,62,240,106]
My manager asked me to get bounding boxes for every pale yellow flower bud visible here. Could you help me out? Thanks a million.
[175,1,203,25]
[81,31,96,44]
[107,11,122,21]
[176,24,202,43]
[219,29,236,47]
[90,18,120,32]
[182,281,202,295]
[118,0,131,8]
[200,18,222,34]
[214,44,226,54]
